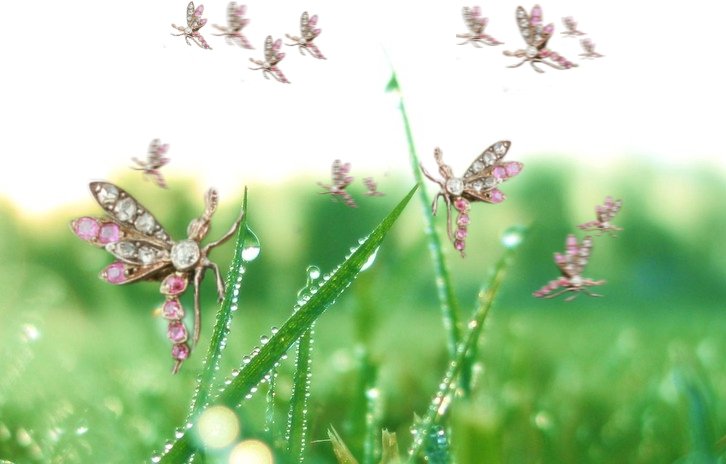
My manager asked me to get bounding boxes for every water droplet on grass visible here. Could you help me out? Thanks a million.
[241,227,261,261]
[501,225,526,249]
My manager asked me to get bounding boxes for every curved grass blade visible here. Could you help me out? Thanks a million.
[407,226,527,462]
[187,188,257,420]
[156,185,418,463]
[387,71,463,376]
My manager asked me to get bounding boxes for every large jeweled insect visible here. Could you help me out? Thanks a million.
[561,16,585,36]
[420,142,523,256]
[456,6,503,47]
[577,196,622,235]
[363,177,384,197]
[249,36,290,83]
[131,139,170,189]
[533,234,605,301]
[285,11,326,59]
[70,182,244,373]
[503,5,577,72]
[171,2,212,49]
[318,159,356,208]
[212,2,253,49]
[579,38,604,59]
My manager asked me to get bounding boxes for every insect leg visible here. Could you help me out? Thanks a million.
[205,260,225,302]
[529,60,546,73]
[506,59,527,69]
[193,267,204,345]
[204,206,245,252]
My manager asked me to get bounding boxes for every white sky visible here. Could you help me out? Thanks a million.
[1,0,725,213]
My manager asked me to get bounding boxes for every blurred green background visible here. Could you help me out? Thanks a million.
[0,158,725,463]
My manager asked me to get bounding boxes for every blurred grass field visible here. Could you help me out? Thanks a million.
[0,158,725,463]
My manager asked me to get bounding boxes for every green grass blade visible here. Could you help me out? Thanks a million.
[156,185,418,463]
[285,267,322,462]
[387,71,463,367]
[187,188,257,419]
[407,226,527,462]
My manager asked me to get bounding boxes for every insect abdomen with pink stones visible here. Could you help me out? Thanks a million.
[453,198,470,255]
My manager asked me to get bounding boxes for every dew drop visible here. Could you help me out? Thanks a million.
[21,324,40,342]
[271,327,279,334]
[360,246,380,272]
[151,455,161,463]
[501,225,526,249]
[241,227,261,261]
[260,335,269,345]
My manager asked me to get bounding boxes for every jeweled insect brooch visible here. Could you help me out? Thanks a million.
[577,196,622,235]
[561,16,585,36]
[579,38,604,59]
[456,6,503,47]
[249,36,290,83]
[71,182,244,373]
[131,139,170,189]
[503,5,577,72]
[212,2,253,49]
[363,177,384,197]
[285,11,326,59]
[420,142,523,256]
[533,234,605,301]
[171,2,212,49]
[318,159,356,208]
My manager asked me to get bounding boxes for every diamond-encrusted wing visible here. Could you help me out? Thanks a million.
[228,2,245,30]
[597,196,622,223]
[459,141,523,204]
[331,160,353,189]
[147,139,170,167]
[463,6,485,34]
[264,36,277,64]
[300,11,311,38]
[89,182,173,245]
[189,3,207,32]
[186,2,197,28]
[554,235,592,278]
[515,6,534,45]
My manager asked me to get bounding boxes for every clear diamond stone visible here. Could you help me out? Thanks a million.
[471,161,484,173]
[134,212,155,234]
[116,241,136,258]
[526,46,538,58]
[483,176,497,188]
[519,19,528,28]
[171,240,200,270]
[494,142,507,156]
[445,178,464,196]
[522,29,530,37]
[97,184,119,205]
[471,180,483,192]
[115,198,136,222]
[570,275,583,286]
[517,9,525,18]
[138,246,156,265]
[483,152,497,165]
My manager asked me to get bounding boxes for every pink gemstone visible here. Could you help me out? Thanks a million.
[566,234,577,247]
[313,28,321,36]
[98,223,120,244]
[488,189,504,203]
[194,5,204,16]
[472,6,480,16]
[161,274,188,296]
[163,299,184,320]
[492,166,507,179]
[158,144,169,155]
[457,214,470,226]
[558,57,567,64]
[238,5,245,15]
[73,217,100,241]
[544,24,554,35]
[554,253,565,264]
[454,240,465,252]
[505,162,522,177]
[540,49,550,57]
[550,52,559,60]
[273,39,282,49]
[168,321,188,343]
[454,198,470,212]
[198,18,207,27]
[172,343,190,361]
[309,15,318,25]
[277,52,285,60]
[455,228,468,240]
[102,262,126,284]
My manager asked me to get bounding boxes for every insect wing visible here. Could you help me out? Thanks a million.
[463,7,484,34]
[89,182,173,245]
[515,6,535,45]
[462,140,511,180]
[264,36,283,64]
